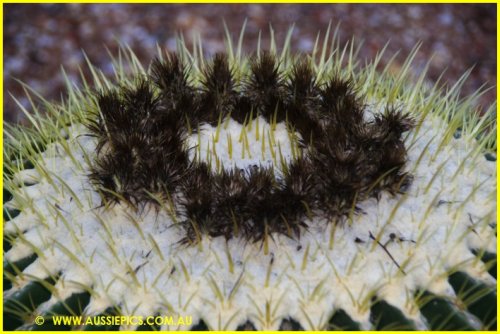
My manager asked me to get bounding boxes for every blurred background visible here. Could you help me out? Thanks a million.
[4,4,496,124]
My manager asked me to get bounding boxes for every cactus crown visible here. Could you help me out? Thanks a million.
[88,50,415,244]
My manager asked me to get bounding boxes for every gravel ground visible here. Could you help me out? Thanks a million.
[4,4,496,124]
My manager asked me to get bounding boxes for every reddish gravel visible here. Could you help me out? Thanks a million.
[4,4,496,124]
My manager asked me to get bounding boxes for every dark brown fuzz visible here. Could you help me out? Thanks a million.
[87,51,415,243]
[88,78,189,206]
[150,53,197,123]
[179,163,215,242]
[245,52,286,122]
[284,59,323,145]
[197,53,238,125]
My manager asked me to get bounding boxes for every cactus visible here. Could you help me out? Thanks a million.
[3,24,496,330]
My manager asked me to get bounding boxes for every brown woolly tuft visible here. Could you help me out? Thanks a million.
[87,78,189,206]
[245,52,286,121]
[197,53,238,125]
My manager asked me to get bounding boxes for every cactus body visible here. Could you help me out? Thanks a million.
[3,26,496,330]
